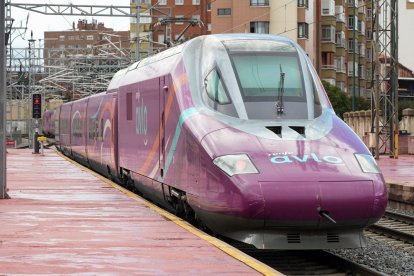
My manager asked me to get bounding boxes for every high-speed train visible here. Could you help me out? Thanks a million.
[44,34,387,250]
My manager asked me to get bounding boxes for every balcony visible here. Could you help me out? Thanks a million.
[321,0,335,16]
[336,13,346,23]
[321,64,337,79]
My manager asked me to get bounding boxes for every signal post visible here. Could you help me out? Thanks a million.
[32,93,41,154]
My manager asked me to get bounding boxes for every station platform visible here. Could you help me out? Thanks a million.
[377,155,414,209]
[0,149,277,275]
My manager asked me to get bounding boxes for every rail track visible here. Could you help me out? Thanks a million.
[224,238,385,275]
[367,210,414,245]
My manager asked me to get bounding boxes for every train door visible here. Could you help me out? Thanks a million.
[159,76,168,179]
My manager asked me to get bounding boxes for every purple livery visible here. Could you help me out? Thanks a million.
[47,34,387,249]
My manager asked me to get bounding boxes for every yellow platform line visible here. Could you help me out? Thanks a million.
[53,148,282,275]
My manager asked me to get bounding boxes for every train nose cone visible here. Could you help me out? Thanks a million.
[260,180,375,228]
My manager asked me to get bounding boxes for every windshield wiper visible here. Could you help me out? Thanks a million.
[276,64,285,115]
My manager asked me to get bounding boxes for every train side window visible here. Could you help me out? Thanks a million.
[100,118,104,139]
[126,92,132,120]
[204,69,231,104]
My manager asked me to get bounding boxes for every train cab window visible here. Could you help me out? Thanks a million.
[204,69,231,104]
[232,54,304,101]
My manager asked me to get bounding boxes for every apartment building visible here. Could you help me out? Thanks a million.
[44,19,130,67]
[43,20,130,99]
[131,0,211,57]
[209,0,378,98]
[211,0,317,66]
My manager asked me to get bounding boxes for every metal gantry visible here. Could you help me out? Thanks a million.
[1,0,10,199]
[372,0,399,159]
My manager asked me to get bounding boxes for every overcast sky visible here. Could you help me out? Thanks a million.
[10,0,131,49]
[8,0,414,72]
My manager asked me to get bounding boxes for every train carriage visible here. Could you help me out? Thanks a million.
[51,34,387,250]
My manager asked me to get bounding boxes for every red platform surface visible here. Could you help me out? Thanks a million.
[0,149,275,275]
[377,154,414,186]
[377,154,414,206]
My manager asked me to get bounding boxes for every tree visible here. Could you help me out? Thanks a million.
[321,80,369,118]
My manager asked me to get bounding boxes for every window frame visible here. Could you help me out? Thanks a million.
[217,8,231,16]
[250,0,269,6]
[204,67,232,105]
[297,22,309,38]
[250,21,270,34]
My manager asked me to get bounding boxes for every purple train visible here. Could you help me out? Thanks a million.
[45,34,387,249]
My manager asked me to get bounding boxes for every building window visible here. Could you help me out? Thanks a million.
[366,47,373,60]
[140,13,152,24]
[336,81,346,92]
[335,56,346,73]
[335,31,345,47]
[192,0,200,4]
[321,0,335,16]
[250,0,269,6]
[322,26,335,43]
[207,2,211,11]
[348,0,357,8]
[366,68,373,81]
[250,22,269,34]
[358,64,366,79]
[158,34,165,43]
[348,63,359,77]
[358,43,365,57]
[158,0,167,4]
[175,0,184,5]
[335,6,345,23]
[77,35,84,40]
[348,15,357,30]
[367,8,373,20]
[217,8,231,15]
[366,28,373,40]
[348,39,355,53]
[298,0,308,8]
[86,35,94,40]
[68,35,74,41]
[358,20,365,33]
[321,52,335,69]
[175,15,184,24]
[59,35,65,41]
[298,22,309,38]
[207,23,211,32]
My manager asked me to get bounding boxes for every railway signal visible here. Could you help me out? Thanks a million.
[32,94,42,119]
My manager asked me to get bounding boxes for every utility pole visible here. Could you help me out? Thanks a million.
[372,0,399,159]
[390,0,399,158]
[1,0,10,199]
[352,2,356,111]
[135,2,140,61]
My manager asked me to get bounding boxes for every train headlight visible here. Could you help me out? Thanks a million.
[213,154,259,177]
[355,153,381,173]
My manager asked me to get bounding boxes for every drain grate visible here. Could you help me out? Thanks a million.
[287,233,301,243]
